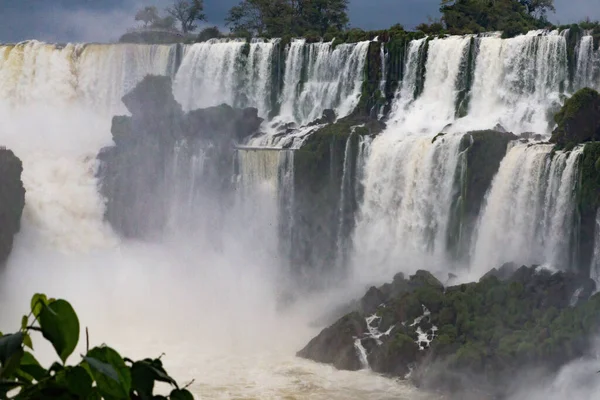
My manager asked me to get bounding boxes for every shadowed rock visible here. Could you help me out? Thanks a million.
[0,148,25,264]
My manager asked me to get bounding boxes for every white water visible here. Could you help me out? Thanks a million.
[174,39,278,117]
[389,36,472,135]
[352,133,464,283]
[590,210,600,285]
[470,144,582,276]
[1,30,598,398]
[457,31,568,134]
[0,41,178,115]
[0,40,433,399]
[277,40,371,126]
[575,35,599,91]
[388,38,427,118]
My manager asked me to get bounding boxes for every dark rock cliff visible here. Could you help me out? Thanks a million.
[0,148,25,264]
[97,75,263,239]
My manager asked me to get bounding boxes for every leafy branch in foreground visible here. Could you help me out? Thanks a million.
[0,294,194,399]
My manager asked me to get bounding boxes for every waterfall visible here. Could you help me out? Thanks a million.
[389,36,473,135]
[352,133,464,282]
[458,31,568,134]
[575,35,598,91]
[335,133,355,270]
[277,40,371,126]
[236,148,296,270]
[470,144,582,276]
[591,210,600,285]
[174,39,278,117]
[387,38,427,121]
[0,41,179,114]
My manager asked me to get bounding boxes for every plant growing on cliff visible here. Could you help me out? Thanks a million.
[0,294,194,399]
[166,0,206,34]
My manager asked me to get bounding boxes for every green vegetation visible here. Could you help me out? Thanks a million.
[379,269,600,375]
[439,0,553,38]
[550,88,600,148]
[226,0,349,38]
[0,294,194,399]
[166,0,206,34]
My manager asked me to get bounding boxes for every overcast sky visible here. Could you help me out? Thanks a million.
[0,0,598,43]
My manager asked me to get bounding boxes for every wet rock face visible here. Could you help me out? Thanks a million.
[97,75,263,239]
[550,87,600,148]
[0,148,25,264]
[298,265,600,398]
[296,312,366,371]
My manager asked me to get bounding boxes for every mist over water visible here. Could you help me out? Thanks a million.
[0,30,599,399]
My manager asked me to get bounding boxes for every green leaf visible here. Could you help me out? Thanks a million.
[19,351,46,381]
[85,346,131,399]
[0,332,24,365]
[131,361,156,399]
[85,356,119,382]
[22,334,33,350]
[30,293,48,318]
[0,347,24,379]
[20,316,28,331]
[65,366,94,397]
[170,389,194,400]
[0,379,23,398]
[39,299,80,363]
[86,388,103,400]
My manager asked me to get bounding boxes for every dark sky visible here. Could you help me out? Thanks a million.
[0,0,598,43]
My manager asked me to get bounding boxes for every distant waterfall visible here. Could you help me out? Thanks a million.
[471,144,582,275]
[0,41,179,114]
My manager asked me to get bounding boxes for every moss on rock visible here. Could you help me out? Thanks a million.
[550,88,600,148]
[299,265,599,397]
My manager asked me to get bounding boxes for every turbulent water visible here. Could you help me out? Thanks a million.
[470,143,583,277]
[1,30,599,399]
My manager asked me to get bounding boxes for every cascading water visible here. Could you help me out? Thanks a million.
[352,133,464,283]
[591,210,600,285]
[2,28,600,398]
[387,38,427,119]
[0,41,179,115]
[470,144,583,276]
[575,34,599,91]
[389,36,473,135]
[456,30,568,134]
[174,39,279,117]
[277,40,371,126]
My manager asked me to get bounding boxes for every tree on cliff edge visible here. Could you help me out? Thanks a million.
[166,0,206,34]
[226,0,349,37]
[135,6,160,27]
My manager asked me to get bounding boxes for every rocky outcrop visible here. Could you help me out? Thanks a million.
[0,149,25,264]
[550,88,600,148]
[288,116,385,287]
[97,75,263,238]
[298,265,600,398]
[448,130,517,259]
